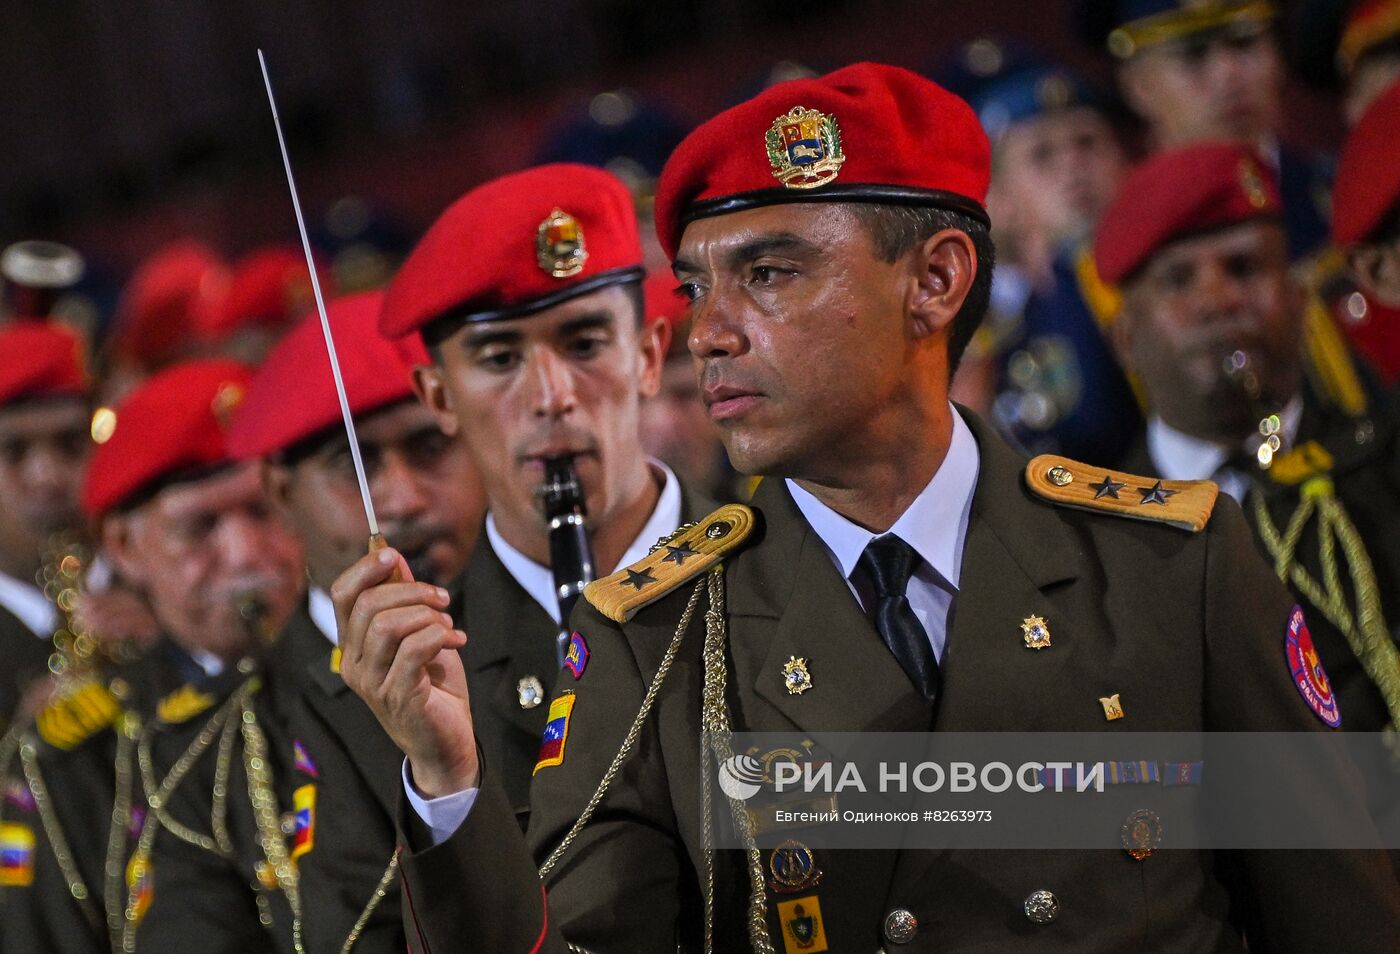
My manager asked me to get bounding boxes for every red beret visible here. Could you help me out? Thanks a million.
[113,240,230,367]
[1334,79,1400,248]
[0,322,88,407]
[653,62,991,261]
[82,359,252,519]
[380,163,643,341]
[1094,142,1281,286]
[227,291,415,460]
[196,244,329,342]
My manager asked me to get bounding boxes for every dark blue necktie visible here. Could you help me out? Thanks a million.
[858,535,940,700]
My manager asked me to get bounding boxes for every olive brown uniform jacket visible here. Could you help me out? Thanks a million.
[394,413,1400,953]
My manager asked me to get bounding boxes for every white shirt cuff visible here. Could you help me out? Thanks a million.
[402,758,478,846]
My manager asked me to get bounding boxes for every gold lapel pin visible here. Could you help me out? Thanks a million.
[782,656,813,695]
[1021,615,1052,650]
[1099,693,1125,721]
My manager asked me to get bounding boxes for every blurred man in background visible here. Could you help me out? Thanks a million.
[1081,0,1333,259]
[1,360,305,954]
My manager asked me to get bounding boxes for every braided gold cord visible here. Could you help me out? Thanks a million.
[699,569,775,954]
[240,699,304,953]
[537,576,706,882]
[1253,484,1400,759]
[339,851,400,954]
[20,739,102,929]
[104,716,138,949]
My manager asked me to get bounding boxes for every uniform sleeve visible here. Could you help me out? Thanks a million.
[1202,497,1400,950]
[397,599,693,953]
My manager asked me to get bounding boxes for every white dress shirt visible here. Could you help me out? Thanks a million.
[786,405,979,666]
[1146,396,1303,503]
[0,570,58,639]
[308,587,337,645]
[405,462,682,842]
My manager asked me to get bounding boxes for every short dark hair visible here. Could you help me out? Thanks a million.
[846,203,996,373]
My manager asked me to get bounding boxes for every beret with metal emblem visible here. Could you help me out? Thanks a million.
[379,163,644,342]
[81,359,252,520]
[652,62,991,261]
[1333,78,1400,248]
[1075,0,1276,60]
[0,321,88,408]
[1093,142,1282,286]
[227,290,416,461]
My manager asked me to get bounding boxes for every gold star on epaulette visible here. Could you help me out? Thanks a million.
[35,681,122,750]
[156,685,217,725]
[1025,455,1218,532]
[584,503,757,623]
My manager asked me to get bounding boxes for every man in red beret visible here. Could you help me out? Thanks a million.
[4,359,305,952]
[332,162,717,826]
[337,66,1399,951]
[1099,140,1400,865]
[129,291,486,953]
[0,322,91,728]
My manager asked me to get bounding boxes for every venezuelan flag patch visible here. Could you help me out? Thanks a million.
[0,823,35,887]
[292,784,316,859]
[533,693,576,775]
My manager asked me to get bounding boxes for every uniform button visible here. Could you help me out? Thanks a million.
[883,908,918,944]
[1024,889,1059,924]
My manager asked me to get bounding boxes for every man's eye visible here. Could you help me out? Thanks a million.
[405,432,450,468]
[676,281,703,303]
[479,349,521,371]
[751,265,789,285]
[570,336,607,359]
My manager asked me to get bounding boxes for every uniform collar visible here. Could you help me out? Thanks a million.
[485,460,683,625]
[785,406,980,590]
[307,586,338,646]
[0,570,57,638]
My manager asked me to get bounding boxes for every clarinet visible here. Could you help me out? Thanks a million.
[540,455,597,667]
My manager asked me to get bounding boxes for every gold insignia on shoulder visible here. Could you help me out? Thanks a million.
[536,208,588,278]
[585,503,757,623]
[765,106,845,190]
[35,681,122,750]
[1099,693,1125,721]
[156,685,216,725]
[1024,454,1218,532]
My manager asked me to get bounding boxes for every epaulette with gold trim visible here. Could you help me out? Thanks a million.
[156,685,216,725]
[1025,455,1218,532]
[584,503,756,623]
[35,681,123,750]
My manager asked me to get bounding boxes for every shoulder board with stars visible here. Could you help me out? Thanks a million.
[584,503,757,623]
[35,681,123,750]
[1025,455,1218,532]
[156,685,217,725]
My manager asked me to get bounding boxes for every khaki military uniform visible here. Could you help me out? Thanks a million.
[394,415,1400,953]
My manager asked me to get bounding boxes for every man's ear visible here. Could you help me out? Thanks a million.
[101,512,146,587]
[909,229,977,340]
[636,317,672,401]
[411,363,460,437]
[261,460,295,521]
[1347,243,1400,307]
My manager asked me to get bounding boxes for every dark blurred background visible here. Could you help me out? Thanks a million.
[0,0,1342,269]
